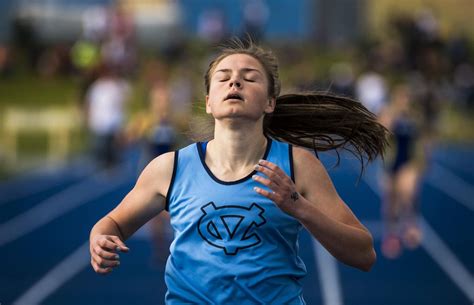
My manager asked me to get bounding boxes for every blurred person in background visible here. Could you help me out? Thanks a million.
[355,58,388,116]
[240,0,269,42]
[0,44,13,78]
[168,62,194,132]
[11,10,42,72]
[89,40,388,304]
[378,84,426,259]
[81,5,109,43]
[197,8,227,45]
[133,59,177,169]
[37,43,73,78]
[453,62,474,111]
[73,2,136,108]
[143,60,176,264]
[84,64,131,169]
[408,67,445,162]
[124,58,177,264]
[72,6,107,107]
[101,2,137,76]
[146,80,176,160]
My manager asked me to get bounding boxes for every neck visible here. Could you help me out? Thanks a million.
[207,118,267,171]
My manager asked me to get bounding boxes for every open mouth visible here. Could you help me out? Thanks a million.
[225,93,244,101]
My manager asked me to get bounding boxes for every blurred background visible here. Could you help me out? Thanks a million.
[0,0,473,304]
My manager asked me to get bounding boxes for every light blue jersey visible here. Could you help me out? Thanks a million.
[165,138,307,304]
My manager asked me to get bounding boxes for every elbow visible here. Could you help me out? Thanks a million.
[342,247,376,272]
[340,240,377,272]
[360,232,377,271]
[359,248,377,272]
[354,232,377,272]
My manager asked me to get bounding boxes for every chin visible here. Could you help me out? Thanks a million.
[212,106,262,121]
[214,107,243,118]
[215,112,262,123]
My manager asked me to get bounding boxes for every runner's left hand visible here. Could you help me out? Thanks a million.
[252,159,302,216]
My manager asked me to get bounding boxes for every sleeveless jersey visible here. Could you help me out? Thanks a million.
[165,138,307,304]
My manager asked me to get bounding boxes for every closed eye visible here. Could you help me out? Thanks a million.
[244,79,255,82]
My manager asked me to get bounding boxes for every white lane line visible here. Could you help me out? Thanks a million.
[362,220,383,241]
[313,239,343,305]
[0,161,94,205]
[0,173,85,206]
[420,219,474,302]
[0,171,130,247]
[426,163,474,212]
[433,150,474,177]
[13,241,90,305]
[360,171,474,303]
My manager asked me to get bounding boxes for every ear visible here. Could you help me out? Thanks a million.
[205,95,212,114]
[264,97,276,114]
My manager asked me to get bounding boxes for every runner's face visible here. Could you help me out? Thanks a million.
[206,54,275,121]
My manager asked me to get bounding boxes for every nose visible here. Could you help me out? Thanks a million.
[229,80,241,89]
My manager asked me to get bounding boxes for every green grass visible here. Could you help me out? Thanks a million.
[0,71,81,175]
[1,49,473,179]
[0,73,78,109]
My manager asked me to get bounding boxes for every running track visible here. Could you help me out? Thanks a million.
[0,143,473,305]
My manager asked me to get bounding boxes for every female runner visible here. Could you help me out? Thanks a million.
[90,40,388,304]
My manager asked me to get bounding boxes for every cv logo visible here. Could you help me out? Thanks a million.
[197,202,266,255]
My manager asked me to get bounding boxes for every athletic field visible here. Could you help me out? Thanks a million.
[1,143,473,305]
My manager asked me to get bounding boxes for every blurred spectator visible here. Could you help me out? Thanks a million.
[146,64,175,158]
[82,6,109,43]
[101,34,137,75]
[37,44,73,78]
[141,59,176,264]
[84,65,131,169]
[71,38,102,105]
[71,39,101,72]
[11,10,42,72]
[355,63,388,116]
[197,8,227,44]
[168,63,194,131]
[240,0,269,42]
[391,9,444,72]
[0,44,13,78]
[453,63,474,110]
[378,84,425,259]
[408,71,444,146]
[415,9,440,43]
[447,32,471,69]
[101,3,137,75]
[73,2,137,111]
[108,3,135,42]
[72,8,105,105]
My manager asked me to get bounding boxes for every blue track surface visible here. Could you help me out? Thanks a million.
[1,144,473,305]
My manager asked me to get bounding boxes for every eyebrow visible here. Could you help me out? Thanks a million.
[215,68,263,75]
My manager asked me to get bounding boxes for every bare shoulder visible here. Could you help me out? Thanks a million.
[136,151,176,198]
[291,146,333,195]
[291,146,367,228]
[292,146,326,175]
[147,151,175,173]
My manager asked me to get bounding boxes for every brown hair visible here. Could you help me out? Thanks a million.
[205,39,280,98]
[199,39,388,170]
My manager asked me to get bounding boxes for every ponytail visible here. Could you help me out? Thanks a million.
[264,92,389,170]
[197,39,389,172]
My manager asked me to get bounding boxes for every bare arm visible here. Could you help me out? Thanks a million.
[253,147,375,271]
[89,151,175,274]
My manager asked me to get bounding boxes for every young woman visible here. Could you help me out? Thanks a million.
[378,84,425,259]
[90,40,388,304]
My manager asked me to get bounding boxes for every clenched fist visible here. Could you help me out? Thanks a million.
[90,235,129,275]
